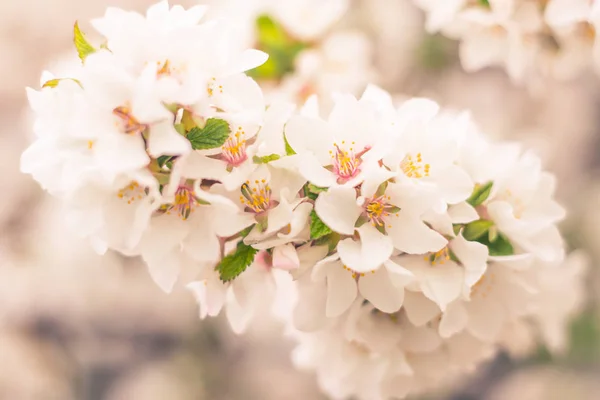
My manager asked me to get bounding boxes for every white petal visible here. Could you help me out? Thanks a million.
[147,121,191,157]
[451,234,489,289]
[225,49,269,75]
[419,263,464,311]
[403,291,440,326]
[273,244,300,271]
[387,212,447,254]
[358,268,404,313]
[448,202,479,224]
[284,115,333,164]
[439,301,468,338]
[315,186,361,235]
[466,297,505,342]
[338,224,394,273]
[325,266,358,317]
[296,152,337,187]
[145,251,181,293]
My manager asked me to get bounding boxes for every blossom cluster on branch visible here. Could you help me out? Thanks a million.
[413,0,600,84]
[21,1,586,399]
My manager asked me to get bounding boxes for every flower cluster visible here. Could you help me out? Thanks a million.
[21,2,585,399]
[413,0,600,84]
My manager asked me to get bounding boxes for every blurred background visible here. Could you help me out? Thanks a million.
[2,0,600,399]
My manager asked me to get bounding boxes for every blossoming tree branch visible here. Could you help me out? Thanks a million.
[21,1,586,399]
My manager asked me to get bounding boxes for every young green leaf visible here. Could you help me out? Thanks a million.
[253,154,281,164]
[187,118,231,150]
[74,22,96,62]
[463,220,494,241]
[42,78,82,89]
[284,133,296,155]
[310,210,332,240]
[216,241,258,282]
[478,0,490,6]
[157,155,174,169]
[467,181,493,207]
[476,231,514,256]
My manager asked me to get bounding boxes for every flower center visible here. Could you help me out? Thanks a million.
[113,106,148,136]
[240,179,272,213]
[157,60,171,77]
[161,186,197,220]
[207,77,223,97]
[329,142,370,183]
[427,247,450,266]
[401,153,430,179]
[342,265,376,279]
[221,127,248,167]
[365,195,398,227]
[117,181,146,205]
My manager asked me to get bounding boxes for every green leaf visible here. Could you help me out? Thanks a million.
[310,210,332,240]
[174,123,186,136]
[157,155,174,169]
[467,181,493,207]
[247,15,307,80]
[463,220,494,241]
[181,109,197,132]
[475,231,514,256]
[253,153,281,164]
[308,184,327,194]
[216,241,258,282]
[284,134,296,155]
[74,22,96,62]
[42,78,82,89]
[187,118,231,150]
[313,232,340,252]
[478,0,490,7]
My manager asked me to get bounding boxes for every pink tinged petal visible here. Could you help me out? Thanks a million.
[272,244,300,271]
[325,266,358,317]
[451,234,489,289]
[147,121,191,157]
[439,301,468,338]
[403,291,440,326]
[448,202,479,224]
[466,297,505,342]
[387,212,447,254]
[315,186,361,235]
[338,224,394,273]
[419,262,464,311]
[358,268,404,313]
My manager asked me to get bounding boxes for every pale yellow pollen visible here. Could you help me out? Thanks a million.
[401,152,430,179]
